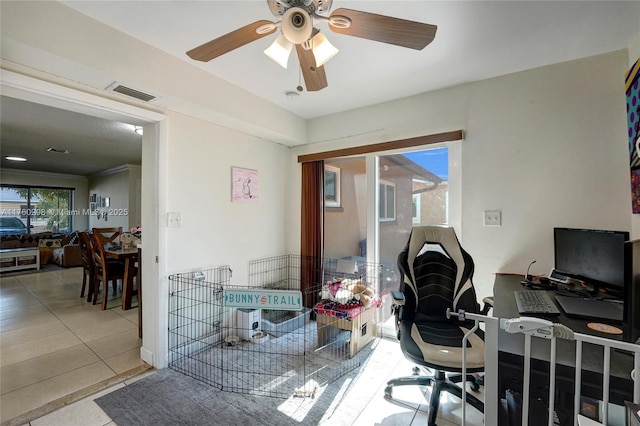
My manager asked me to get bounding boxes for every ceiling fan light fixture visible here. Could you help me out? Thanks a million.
[310,32,338,67]
[264,34,293,68]
[281,7,313,44]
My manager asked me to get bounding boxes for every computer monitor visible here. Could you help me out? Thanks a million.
[553,227,629,297]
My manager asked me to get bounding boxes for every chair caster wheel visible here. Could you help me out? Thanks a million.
[412,366,420,375]
[470,381,480,392]
[384,386,393,399]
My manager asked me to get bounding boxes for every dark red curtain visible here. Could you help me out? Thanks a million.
[300,160,324,308]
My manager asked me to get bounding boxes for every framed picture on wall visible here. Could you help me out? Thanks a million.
[231,167,259,203]
[626,57,640,213]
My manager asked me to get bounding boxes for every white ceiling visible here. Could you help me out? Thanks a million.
[0,96,143,176]
[61,0,640,119]
[1,1,639,176]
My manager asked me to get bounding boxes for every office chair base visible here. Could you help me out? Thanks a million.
[384,370,484,426]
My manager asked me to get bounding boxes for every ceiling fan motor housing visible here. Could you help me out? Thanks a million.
[267,0,333,17]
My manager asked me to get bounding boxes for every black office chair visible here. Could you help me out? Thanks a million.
[385,226,485,426]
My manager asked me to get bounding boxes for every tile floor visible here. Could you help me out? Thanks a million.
[0,267,148,425]
[22,339,484,426]
[1,268,484,426]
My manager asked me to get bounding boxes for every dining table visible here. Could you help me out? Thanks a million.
[105,245,139,310]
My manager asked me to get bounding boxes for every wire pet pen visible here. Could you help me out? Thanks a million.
[168,266,228,387]
[168,256,380,399]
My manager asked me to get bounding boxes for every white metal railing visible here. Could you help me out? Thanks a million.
[447,309,639,426]
[446,309,500,425]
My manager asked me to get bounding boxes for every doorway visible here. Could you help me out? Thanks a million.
[0,69,166,421]
[2,70,166,365]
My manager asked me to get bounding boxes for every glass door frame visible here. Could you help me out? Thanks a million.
[362,142,462,337]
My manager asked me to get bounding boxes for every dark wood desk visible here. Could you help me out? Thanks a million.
[493,274,634,424]
[105,246,138,310]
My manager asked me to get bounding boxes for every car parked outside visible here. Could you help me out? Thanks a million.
[0,216,28,236]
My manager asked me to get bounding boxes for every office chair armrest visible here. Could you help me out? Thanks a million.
[480,296,494,315]
[390,290,406,339]
[391,290,405,306]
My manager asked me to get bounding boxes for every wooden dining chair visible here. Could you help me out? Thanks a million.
[92,227,123,248]
[78,231,95,302]
[91,229,125,310]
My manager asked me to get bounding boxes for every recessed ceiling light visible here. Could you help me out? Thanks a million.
[285,91,300,99]
[6,156,27,162]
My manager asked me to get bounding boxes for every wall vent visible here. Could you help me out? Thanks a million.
[108,83,156,102]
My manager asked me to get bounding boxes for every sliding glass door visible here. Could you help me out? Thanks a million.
[323,144,457,338]
[376,147,451,336]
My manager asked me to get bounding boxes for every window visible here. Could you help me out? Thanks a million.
[379,181,396,222]
[412,194,421,224]
[0,186,74,233]
[324,165,341,208]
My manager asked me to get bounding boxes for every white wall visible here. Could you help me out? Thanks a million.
[129,166,141,229]
[164,111,290,286]
[292,50,632,300]
[88,165,141,231]
[0,168,89,230]
[88,167,131,231]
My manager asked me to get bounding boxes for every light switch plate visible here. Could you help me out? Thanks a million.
[167,212,182,228]
[483,210,502,227]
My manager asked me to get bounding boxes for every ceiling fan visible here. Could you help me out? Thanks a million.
[186,0,437,92]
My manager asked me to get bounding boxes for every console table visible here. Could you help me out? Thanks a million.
[0,247,40,273]
[494,274,634,425]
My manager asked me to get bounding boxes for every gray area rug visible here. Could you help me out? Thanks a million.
[95,338,404,426]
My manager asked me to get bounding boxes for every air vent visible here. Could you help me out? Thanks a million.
[108,83,156,102]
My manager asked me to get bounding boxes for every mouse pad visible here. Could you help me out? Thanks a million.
[587,322,623,334]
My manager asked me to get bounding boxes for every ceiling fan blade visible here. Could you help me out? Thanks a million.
[187,20,277,62]
[295,44,328,92]
[329,8,437,50]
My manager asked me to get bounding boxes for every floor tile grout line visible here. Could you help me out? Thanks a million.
[0,358,114,398]
[7,271,120,370]
[0,269,146,425]
[1,364,154,426]
[1,270,140,389]
[11,269,135,346]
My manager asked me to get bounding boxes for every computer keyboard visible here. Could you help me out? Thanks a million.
[514,290,561,315]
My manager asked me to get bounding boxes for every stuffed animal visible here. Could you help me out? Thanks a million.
[345,279,375,307]
[320,278,377,307]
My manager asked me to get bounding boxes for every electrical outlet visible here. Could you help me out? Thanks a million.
[483,210,502,227]
[167,212,182,228]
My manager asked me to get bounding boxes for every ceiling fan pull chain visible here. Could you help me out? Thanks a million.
[297,67,304,92]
